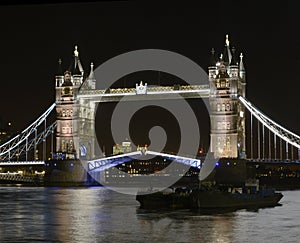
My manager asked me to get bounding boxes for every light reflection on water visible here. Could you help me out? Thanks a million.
[0,186,298,243]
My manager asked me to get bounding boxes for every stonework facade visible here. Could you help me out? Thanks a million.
[55,47,96,160]
[209,35,246,159]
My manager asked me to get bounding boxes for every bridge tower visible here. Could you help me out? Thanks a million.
[208,35,246,159]
[55,46,96,160]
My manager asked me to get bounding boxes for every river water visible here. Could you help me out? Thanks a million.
[0,186,299,243]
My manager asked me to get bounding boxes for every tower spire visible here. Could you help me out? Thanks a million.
[239,53,245,71]
[56,58,63,76]
[74,45,79,57]
[88,62,95,79]
[209,48,216,67]
[222,34,232,65]
[230,46,238,66]
[239,52,246,81]
[69,45,84,76]
[225,34,230,46]
[80,62,96,90]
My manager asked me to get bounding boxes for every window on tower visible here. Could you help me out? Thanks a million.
[63,87,70,95]
[222,103,225,111]
[226,122,230,130]
[226,80,230,88]
[62,140,66,151]
[226,103,231,111]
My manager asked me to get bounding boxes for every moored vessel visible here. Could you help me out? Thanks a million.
[136,180,283,210]
[136,159,284,210]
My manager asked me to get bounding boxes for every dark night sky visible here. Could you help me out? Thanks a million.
[0,1,299,153]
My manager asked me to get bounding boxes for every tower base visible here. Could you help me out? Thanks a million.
[44,159,99,186]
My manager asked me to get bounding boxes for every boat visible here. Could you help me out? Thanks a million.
[136,157,284,210]
[136,180,283,210]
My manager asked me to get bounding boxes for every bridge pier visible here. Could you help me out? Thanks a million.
[44,159,89,186]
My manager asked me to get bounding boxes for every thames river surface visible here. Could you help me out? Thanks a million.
[0,186,299,243]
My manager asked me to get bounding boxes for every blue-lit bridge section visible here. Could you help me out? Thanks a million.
[86,150,201,172]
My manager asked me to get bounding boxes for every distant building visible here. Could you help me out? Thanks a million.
[113,141,132,155]
[0,120,13,144]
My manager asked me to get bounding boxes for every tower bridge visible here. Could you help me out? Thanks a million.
[0,35,300,185]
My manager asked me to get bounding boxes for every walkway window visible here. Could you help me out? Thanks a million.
[62,140,65,151]
[226,103,230,111]
[226,122,230,130]
[221,81,226,88]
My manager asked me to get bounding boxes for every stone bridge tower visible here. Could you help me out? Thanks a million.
[55,46,96,160]
[208,35,246,159]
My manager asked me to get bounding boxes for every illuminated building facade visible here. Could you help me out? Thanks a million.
[0,120,13,144]
[113,141,133,155]
[55,46,96,159]
[209,35,246,158]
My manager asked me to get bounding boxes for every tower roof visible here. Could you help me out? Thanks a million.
[239,53,245,71]
[73,58,81,75]
[222,34,232,65]
[230,46,238,66]
[88,62,95,80]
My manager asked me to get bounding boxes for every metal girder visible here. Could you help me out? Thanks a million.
[239,96,300,149]
[0,103,56,157]
[0,122,57,161]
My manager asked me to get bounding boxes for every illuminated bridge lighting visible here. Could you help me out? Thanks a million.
[86,150,202,172]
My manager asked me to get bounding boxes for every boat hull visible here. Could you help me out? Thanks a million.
[136,189,283,210]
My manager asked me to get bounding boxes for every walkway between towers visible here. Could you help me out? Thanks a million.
[78,84,210,102]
